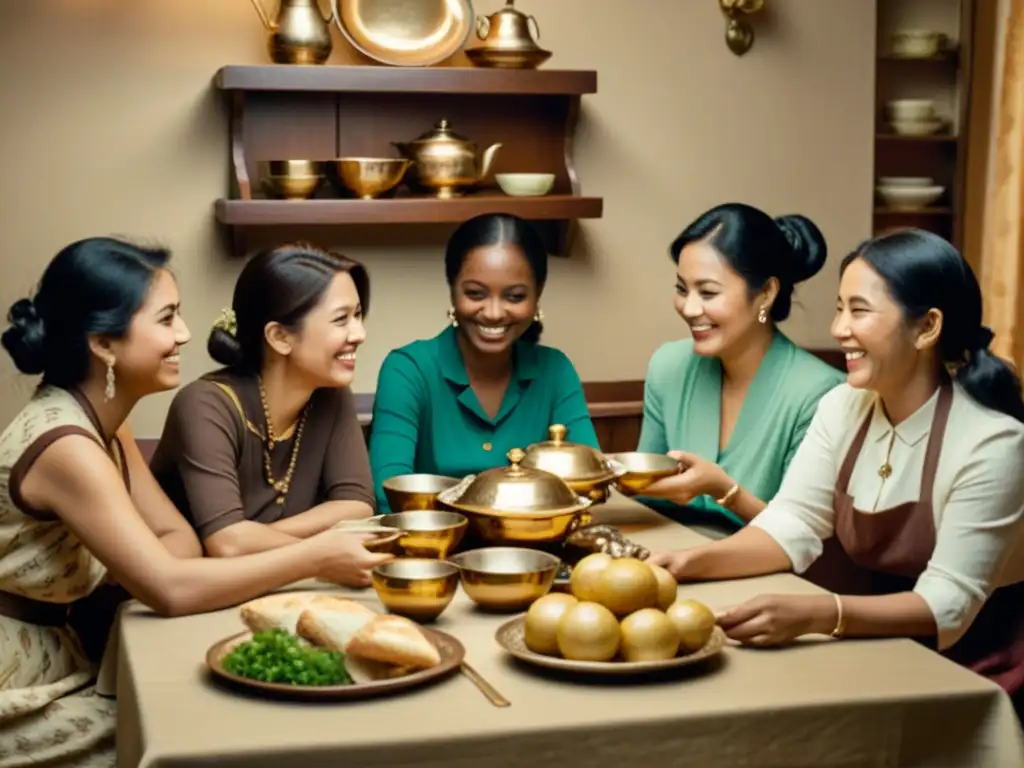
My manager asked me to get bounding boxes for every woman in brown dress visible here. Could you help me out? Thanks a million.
[151,243,378,561]
[650,229,1024,718]
[0,238,392,766]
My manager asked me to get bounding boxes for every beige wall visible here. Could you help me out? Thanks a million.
[0,0,875,437]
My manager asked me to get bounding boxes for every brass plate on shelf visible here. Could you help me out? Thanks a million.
[332,0,473,67]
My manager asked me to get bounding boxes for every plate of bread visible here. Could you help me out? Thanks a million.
[206,592,464,699]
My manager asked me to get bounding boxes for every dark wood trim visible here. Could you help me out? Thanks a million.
[215,66,598,95]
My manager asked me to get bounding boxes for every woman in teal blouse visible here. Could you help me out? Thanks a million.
[370,214,599,512]
[639,203,844,530]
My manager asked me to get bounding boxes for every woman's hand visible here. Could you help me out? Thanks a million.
[646,549,693,581]
[641,450,733,505]
[716,594,837,646]
[312,530,395,588]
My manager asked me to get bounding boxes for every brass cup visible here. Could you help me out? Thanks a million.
[371,558,460,623]
[378,511,468,559]
[382,474,461,512]
[447,547,560,612]
[258,160,324,200]
[604,452,682,496]
[361,527,402,554]
[332,157,411,200]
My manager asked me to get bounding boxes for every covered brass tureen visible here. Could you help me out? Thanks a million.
[438,448,591,544]
[520,424,624,502]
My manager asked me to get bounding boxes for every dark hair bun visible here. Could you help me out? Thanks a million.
[2,298,47,375]
[207,327,244,368]
[774,214,828,284]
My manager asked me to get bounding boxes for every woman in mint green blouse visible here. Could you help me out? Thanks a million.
[370,214,599,513]
[639,203,844,530]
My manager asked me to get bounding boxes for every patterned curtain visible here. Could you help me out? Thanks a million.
[980,0,1024,371]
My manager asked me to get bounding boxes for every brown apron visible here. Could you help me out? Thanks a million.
[804,381,1024,715]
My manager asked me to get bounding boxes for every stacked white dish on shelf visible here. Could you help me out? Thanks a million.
[886,99,946,137]
[876,176,945,211]
[890,29,946,59]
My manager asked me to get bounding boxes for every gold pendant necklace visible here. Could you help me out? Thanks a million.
[878,427,897,479]
[258,378,309,505]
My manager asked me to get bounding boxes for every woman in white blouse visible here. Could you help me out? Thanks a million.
[651,229,1024,712]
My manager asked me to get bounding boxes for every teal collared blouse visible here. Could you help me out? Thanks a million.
[369,326,599,513]
[637,331,844,528]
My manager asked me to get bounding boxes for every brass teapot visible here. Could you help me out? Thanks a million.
[476,0,541,50]
[247,0,334,65]
[392,120,502,199]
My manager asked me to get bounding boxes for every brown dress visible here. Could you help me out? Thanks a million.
[0,386,131,767]
[150,370,374,540]
[804,381,1024,716]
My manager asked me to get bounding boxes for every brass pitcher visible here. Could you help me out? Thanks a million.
[247,0,335,65]
[476,0,541,50]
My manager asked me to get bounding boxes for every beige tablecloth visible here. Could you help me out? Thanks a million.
[116,498,1024,767]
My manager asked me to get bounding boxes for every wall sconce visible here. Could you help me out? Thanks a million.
[719,0,765,56]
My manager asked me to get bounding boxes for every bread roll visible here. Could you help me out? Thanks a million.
[295,597,377,653]
[345,615,441,670]
[239,593,321,635]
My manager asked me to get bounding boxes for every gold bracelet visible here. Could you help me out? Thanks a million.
[830,593,846,638]
[716,483,740,507]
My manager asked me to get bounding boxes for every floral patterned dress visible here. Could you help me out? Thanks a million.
[0,386,127,767]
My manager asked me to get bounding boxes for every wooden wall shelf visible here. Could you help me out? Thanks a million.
[212,65,602,256]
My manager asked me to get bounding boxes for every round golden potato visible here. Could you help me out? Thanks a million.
[648,562,678,611]
[524,593,578,656]
[556,601,620,662]
[620,607,680,662]
[667,598,716,654]
[569,553,612,602]
[594,557,659,616]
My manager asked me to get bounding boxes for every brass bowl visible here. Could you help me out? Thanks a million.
[258,160,324,200]
[447,547,560,612]
[603,452,682,496]
[361,527,402,554]
[371,558,460,623]
[332,157,411,200]
[382,474,461,512]
[377,511,468,559]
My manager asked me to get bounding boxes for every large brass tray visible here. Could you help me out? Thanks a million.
[495,617,726,676]
[331,0,473,67]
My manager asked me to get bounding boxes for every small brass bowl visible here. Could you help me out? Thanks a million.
[378,511,468,559]
[604,452,681,496]
[361,527,402,554]
[371,558,460,623]
[258,160,324,200]
[448,547,560,612]
[383,474,461,512]
[333,157,411,200]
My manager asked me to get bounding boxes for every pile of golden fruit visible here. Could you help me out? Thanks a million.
[524,553,716,663]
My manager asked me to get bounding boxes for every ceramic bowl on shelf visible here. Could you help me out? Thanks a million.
[495,173,555,197]
[886,99,936,122]
[332,157,411,200]
[889,118,945,137]
[878,176,935,188]
[891,30,944,58]
[876,184,945,211]
[447,547,560,612]
[371,558,460,623]
[258,159,325,200]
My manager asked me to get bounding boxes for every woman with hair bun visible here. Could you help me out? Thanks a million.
[0,238,390,764]
[651,229,1024,717]
[369,213,598,513]
[151,242,383,561]
[638,203,844,530]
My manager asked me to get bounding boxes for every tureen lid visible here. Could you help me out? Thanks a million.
[441,448,584,515]
[520,424,615,482]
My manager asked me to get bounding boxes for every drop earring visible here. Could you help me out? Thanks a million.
[104,360,116,402]
[757,305,768,324]
[446,307,458,328]
[534,308,545,323]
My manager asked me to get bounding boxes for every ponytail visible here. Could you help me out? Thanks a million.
[955,329,1024,423]
[520,319,544,344]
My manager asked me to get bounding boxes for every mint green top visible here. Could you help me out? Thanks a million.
[369,326,599,513]
[637,331,844,527]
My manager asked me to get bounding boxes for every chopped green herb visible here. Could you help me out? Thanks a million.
[222,629,352,686]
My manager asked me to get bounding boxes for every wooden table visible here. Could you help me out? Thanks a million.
[115,497,1024,767]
